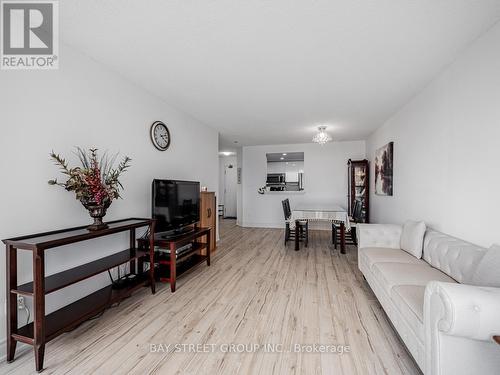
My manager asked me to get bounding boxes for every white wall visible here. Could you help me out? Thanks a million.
[241,141,365,228]
[0,44,218,356]
[367,21,500,248]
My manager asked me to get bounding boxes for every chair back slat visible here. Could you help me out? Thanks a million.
[285,199,291,218]
[282,199,290,220]
[282,198,292,220]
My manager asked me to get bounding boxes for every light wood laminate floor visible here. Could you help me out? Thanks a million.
[1,220,421,375]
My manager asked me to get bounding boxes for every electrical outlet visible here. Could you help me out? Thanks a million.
[17,295,25,310]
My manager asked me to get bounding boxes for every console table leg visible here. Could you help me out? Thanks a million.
[34,344,45,373]
[6,338,17,363]
[170,242,176,292]
[6,244,18,362]
[33,249,46,372]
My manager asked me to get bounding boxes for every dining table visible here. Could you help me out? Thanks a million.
[290,204,350,253]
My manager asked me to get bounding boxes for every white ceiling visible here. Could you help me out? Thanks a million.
[60,1,500,150]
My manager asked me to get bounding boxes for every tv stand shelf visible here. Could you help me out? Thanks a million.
[3,218,156,373]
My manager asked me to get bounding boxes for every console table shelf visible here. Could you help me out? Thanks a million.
[14,271,149,343]
[12,248,149,296]
[3,218,156,372]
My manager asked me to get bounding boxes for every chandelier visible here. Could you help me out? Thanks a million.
[312,126,332,145]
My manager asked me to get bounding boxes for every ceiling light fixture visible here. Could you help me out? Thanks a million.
[220,151,232,156]
[280,157,284,160]
[282,153,287,156]
[312,126,332,145]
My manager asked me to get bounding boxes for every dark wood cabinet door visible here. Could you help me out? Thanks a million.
[347,159,369,223]
[199,192,217,254]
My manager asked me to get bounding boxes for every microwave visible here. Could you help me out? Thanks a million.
[266,173,285,184]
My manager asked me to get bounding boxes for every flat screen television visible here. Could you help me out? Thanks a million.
[152,179,200,236]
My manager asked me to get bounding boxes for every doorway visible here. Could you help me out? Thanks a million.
[223,162,237,218]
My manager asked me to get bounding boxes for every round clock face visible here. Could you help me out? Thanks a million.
[150,121,171,151]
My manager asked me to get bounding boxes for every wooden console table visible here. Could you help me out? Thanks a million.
[138,226,211,292]
[3,218,155,372]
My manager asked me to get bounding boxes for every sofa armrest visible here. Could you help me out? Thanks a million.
[424,281,500,375]
[356,224,402,249]
[425,281,500,341]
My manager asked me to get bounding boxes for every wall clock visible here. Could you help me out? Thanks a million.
[150,121,171,151]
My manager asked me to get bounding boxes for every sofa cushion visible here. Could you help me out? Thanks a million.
[471,245,500,287]
[359,247,424,270]
[392,285,425,342]
[356,224,403,249]
[423,230,486,283]
[400,220,426,258]
[372,262,456,295]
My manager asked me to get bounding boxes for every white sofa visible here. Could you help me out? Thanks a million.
[357,224,500,375]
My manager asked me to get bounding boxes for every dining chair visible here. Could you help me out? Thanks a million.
[282,199,308,248]
[332,200,362,249]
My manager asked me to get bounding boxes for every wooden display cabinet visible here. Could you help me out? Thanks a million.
[348,159,369,223]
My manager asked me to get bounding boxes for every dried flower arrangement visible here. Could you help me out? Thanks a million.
[49,147,131,230]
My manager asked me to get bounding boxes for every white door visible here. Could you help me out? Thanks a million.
[224,163,237,217]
